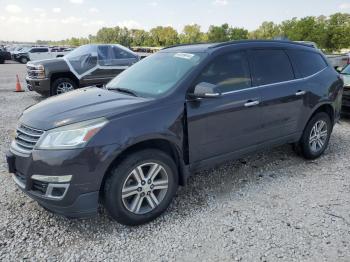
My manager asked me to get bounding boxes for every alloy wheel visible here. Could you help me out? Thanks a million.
[56,82,74,94]
[121,162,169,215]
[309,120,328,153]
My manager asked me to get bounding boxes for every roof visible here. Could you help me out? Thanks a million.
[161,40,315,53]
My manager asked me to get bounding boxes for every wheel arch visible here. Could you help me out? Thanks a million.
[308,103,335,126]
[50,72,79,92]
[100,138,188,198]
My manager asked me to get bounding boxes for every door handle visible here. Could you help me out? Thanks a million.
[295,90,306,96]
[244,100,260,107]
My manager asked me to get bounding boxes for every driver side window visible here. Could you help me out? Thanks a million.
[196,51,251,93]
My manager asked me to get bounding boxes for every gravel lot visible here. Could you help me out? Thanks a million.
[0,62,350,261]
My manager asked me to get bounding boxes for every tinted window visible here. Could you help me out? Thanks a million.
[196,51,251,93]
[31,48,49,53]
[113,47,135,59]
[287,50,327,78]
[98,45,136,66]
[249,49,294,86]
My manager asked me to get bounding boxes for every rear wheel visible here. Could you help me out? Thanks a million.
[0,58,4,64]
[294,112,332,159]
[51,78,77,96]
[104,149,178,226]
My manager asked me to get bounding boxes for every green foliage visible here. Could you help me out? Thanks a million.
[179,24,204,44]
[39,12,350,52]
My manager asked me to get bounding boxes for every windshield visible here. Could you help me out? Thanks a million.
[342,65,350,75]
[106,52,206,97]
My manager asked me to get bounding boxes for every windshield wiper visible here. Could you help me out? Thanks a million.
[108,87,138,97]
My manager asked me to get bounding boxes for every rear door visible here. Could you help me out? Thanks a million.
[248,49,304,142]
[186,51,263,163]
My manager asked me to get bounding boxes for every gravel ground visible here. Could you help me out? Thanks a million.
[0,63,350,261]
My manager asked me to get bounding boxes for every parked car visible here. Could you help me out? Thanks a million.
[340,65,350,116]
[0,47,11,64]
[295,41,350,71]
[6,40,343,225]
[26,44,140,96]
[326,53,350,71]
[14,47,71,64]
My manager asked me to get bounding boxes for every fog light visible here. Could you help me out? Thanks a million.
[31,175,72,183]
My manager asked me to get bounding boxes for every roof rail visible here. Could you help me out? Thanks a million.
[161,42,209,50]
[208,39,311,49]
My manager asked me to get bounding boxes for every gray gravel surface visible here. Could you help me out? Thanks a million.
[0,63,350,261]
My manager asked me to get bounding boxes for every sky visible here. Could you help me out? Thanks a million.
[0,0,349,42]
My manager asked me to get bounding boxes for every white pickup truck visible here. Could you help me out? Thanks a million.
[14,47,71,64]
[326,53,350,71]
[28,47,70,61]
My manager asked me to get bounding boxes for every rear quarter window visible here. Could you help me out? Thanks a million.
[249,49,294,86]
[287,50,327,78]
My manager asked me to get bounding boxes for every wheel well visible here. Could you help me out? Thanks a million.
[311,104,334,125]
[100,139,184,197]
[51,72,79,89]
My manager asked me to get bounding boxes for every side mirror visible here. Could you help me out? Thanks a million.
[335,66,343,73]
[190,82,221,98]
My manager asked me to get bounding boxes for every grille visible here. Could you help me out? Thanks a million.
[15,124,44,153]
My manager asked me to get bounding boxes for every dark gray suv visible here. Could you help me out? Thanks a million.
[6,40,343,225]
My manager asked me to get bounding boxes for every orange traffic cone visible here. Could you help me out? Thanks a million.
[14,74,24,92]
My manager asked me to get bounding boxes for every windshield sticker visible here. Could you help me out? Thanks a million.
[174,53,195,60]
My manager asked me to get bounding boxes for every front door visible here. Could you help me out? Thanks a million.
[186,51,263,163]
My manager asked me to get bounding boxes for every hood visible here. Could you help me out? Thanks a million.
[29,58,66,67]
[20,87,151,130]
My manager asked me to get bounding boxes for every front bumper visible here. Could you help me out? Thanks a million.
[25,76,50,95]
[6,144,118,218]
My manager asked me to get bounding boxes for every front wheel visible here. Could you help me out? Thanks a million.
[20,56,28,64]
[51,78,77,96]
[104,149,178,226]
[295,112,332,159]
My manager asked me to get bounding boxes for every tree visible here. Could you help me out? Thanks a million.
[325,13,350,52]
[249,21,280,39]
[150,26,178,46]
[207,23,230,42]
[130,29,151,46]
[228,27,248,40]
[179,24,204,44]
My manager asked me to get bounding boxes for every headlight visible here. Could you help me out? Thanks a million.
[36,118,108,150]
[28,63,45,79]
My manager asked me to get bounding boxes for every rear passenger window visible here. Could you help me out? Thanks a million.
[249,50,294,86]
[196,51,251,93]
[287,50,327,78]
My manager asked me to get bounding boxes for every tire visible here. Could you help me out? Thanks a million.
[295,112,332,160]
[51,77,77,96]
[104,149,178,226]
[20,56,28,64]
[0,58,4,64]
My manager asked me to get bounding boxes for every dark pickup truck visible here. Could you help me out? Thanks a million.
[0,48,11,64]
[26,44,139,96]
